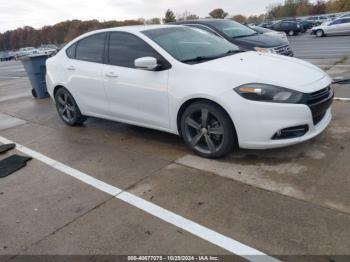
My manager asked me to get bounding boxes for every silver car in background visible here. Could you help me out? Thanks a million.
[312,17,350,37]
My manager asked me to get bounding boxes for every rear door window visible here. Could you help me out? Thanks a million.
[66,43,77,59]
[75,33,106,63]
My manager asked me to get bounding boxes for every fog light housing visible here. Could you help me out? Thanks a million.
[272,125,309,140]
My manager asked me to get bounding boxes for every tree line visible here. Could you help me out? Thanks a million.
[0,0,349,51]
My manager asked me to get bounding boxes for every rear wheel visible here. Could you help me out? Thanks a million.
[180,102,236,158]
[54,87,87,126]
[31,89,37,98]
[316,29,324,37]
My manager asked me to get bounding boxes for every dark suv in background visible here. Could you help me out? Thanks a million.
[173,19,294,57]
[269,21,302,36]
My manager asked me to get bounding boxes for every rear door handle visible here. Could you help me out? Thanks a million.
[105,72,118,78]
[67,66,76,71]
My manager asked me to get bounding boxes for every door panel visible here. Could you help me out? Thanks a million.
[339,20,350,34]
[103,32,170,129]
[66,60,108,116]
[65,33,109,116]
[327,20,343,34]
[103,65,169,128]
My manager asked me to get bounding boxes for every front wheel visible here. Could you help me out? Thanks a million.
[288,30,295,36]
[180,102,236,158]
[54,87,87,126]
[316,30,324,37]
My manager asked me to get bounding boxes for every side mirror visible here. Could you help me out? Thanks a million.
[134,57,159,71]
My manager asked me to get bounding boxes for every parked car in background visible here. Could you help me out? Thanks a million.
[259,21,276,29]
[0,51,16,61]
[338,13,350,19]
[17,47,38,57]
[311,17,350,37]
[46,25,333,158]
[307,15,328,25]
[37,44,58,56]
[299,20,315,32]
[249,25,289,43]
[174,19,293,56]
[269,21,302,36]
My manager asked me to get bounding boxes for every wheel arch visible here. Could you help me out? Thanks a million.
[176,98,238,145]
[316,29,325,36]
[53,85,66,97]
[53,85,85,115]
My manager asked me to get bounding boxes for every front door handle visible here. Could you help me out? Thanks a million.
[105,72,118,78]
[67,65,76,71]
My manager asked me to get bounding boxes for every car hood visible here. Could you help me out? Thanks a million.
[195,51,330,92]
[232,33,287,48]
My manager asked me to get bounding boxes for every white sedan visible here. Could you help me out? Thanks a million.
[46,25,333,158]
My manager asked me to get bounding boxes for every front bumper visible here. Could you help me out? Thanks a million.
[219,86,333,150]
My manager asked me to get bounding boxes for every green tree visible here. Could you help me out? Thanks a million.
[0,19,144,51]
[186,14,199,20]
[146,18,161,24]
[209,8,228,18]
[326,0,350,12]
[163,9,176,23]
[231,14,247,23]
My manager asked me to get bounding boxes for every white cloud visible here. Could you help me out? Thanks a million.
[0,0,282,32]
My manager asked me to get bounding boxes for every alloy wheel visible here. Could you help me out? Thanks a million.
[184,108,225,155]
[56,91,76,123]
[316,30,324,37]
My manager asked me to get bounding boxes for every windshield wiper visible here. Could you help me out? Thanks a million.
[225,49,244,54]
[181,56,216,63]
[181,50,244,64]
[232,32,258,38]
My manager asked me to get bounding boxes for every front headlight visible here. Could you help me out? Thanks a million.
[234,84,303,103]
[254,47,275,54]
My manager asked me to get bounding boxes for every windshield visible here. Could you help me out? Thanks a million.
[143,27,240,64]
[250,26,271,34]
[205,20,257,38]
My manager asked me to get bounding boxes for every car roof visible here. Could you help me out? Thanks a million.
[88,24,184,34]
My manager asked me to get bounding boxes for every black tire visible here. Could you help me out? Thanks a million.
[316,29,324,37]
[180,101,236,158]
[288,30,295,36]
[54,87,87,126]
[31,89,37,98]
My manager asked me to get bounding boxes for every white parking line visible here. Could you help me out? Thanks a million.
[316,65,350,67]
[335,97,350,102]
[0,93,31,103]
[0,76,24,79]
[0,135,279,262]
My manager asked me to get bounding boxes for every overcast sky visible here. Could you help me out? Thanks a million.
[0,0,287,32]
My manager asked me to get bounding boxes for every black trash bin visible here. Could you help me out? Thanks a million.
[21,54,50,99]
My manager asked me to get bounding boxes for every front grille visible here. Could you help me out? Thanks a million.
[273,44,293,56]
[313,113,326,126]
[307,86,332,105]
[303,86,333,126]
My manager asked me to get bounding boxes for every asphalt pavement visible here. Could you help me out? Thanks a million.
[289,33,350,59]
[0,60,26,80]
